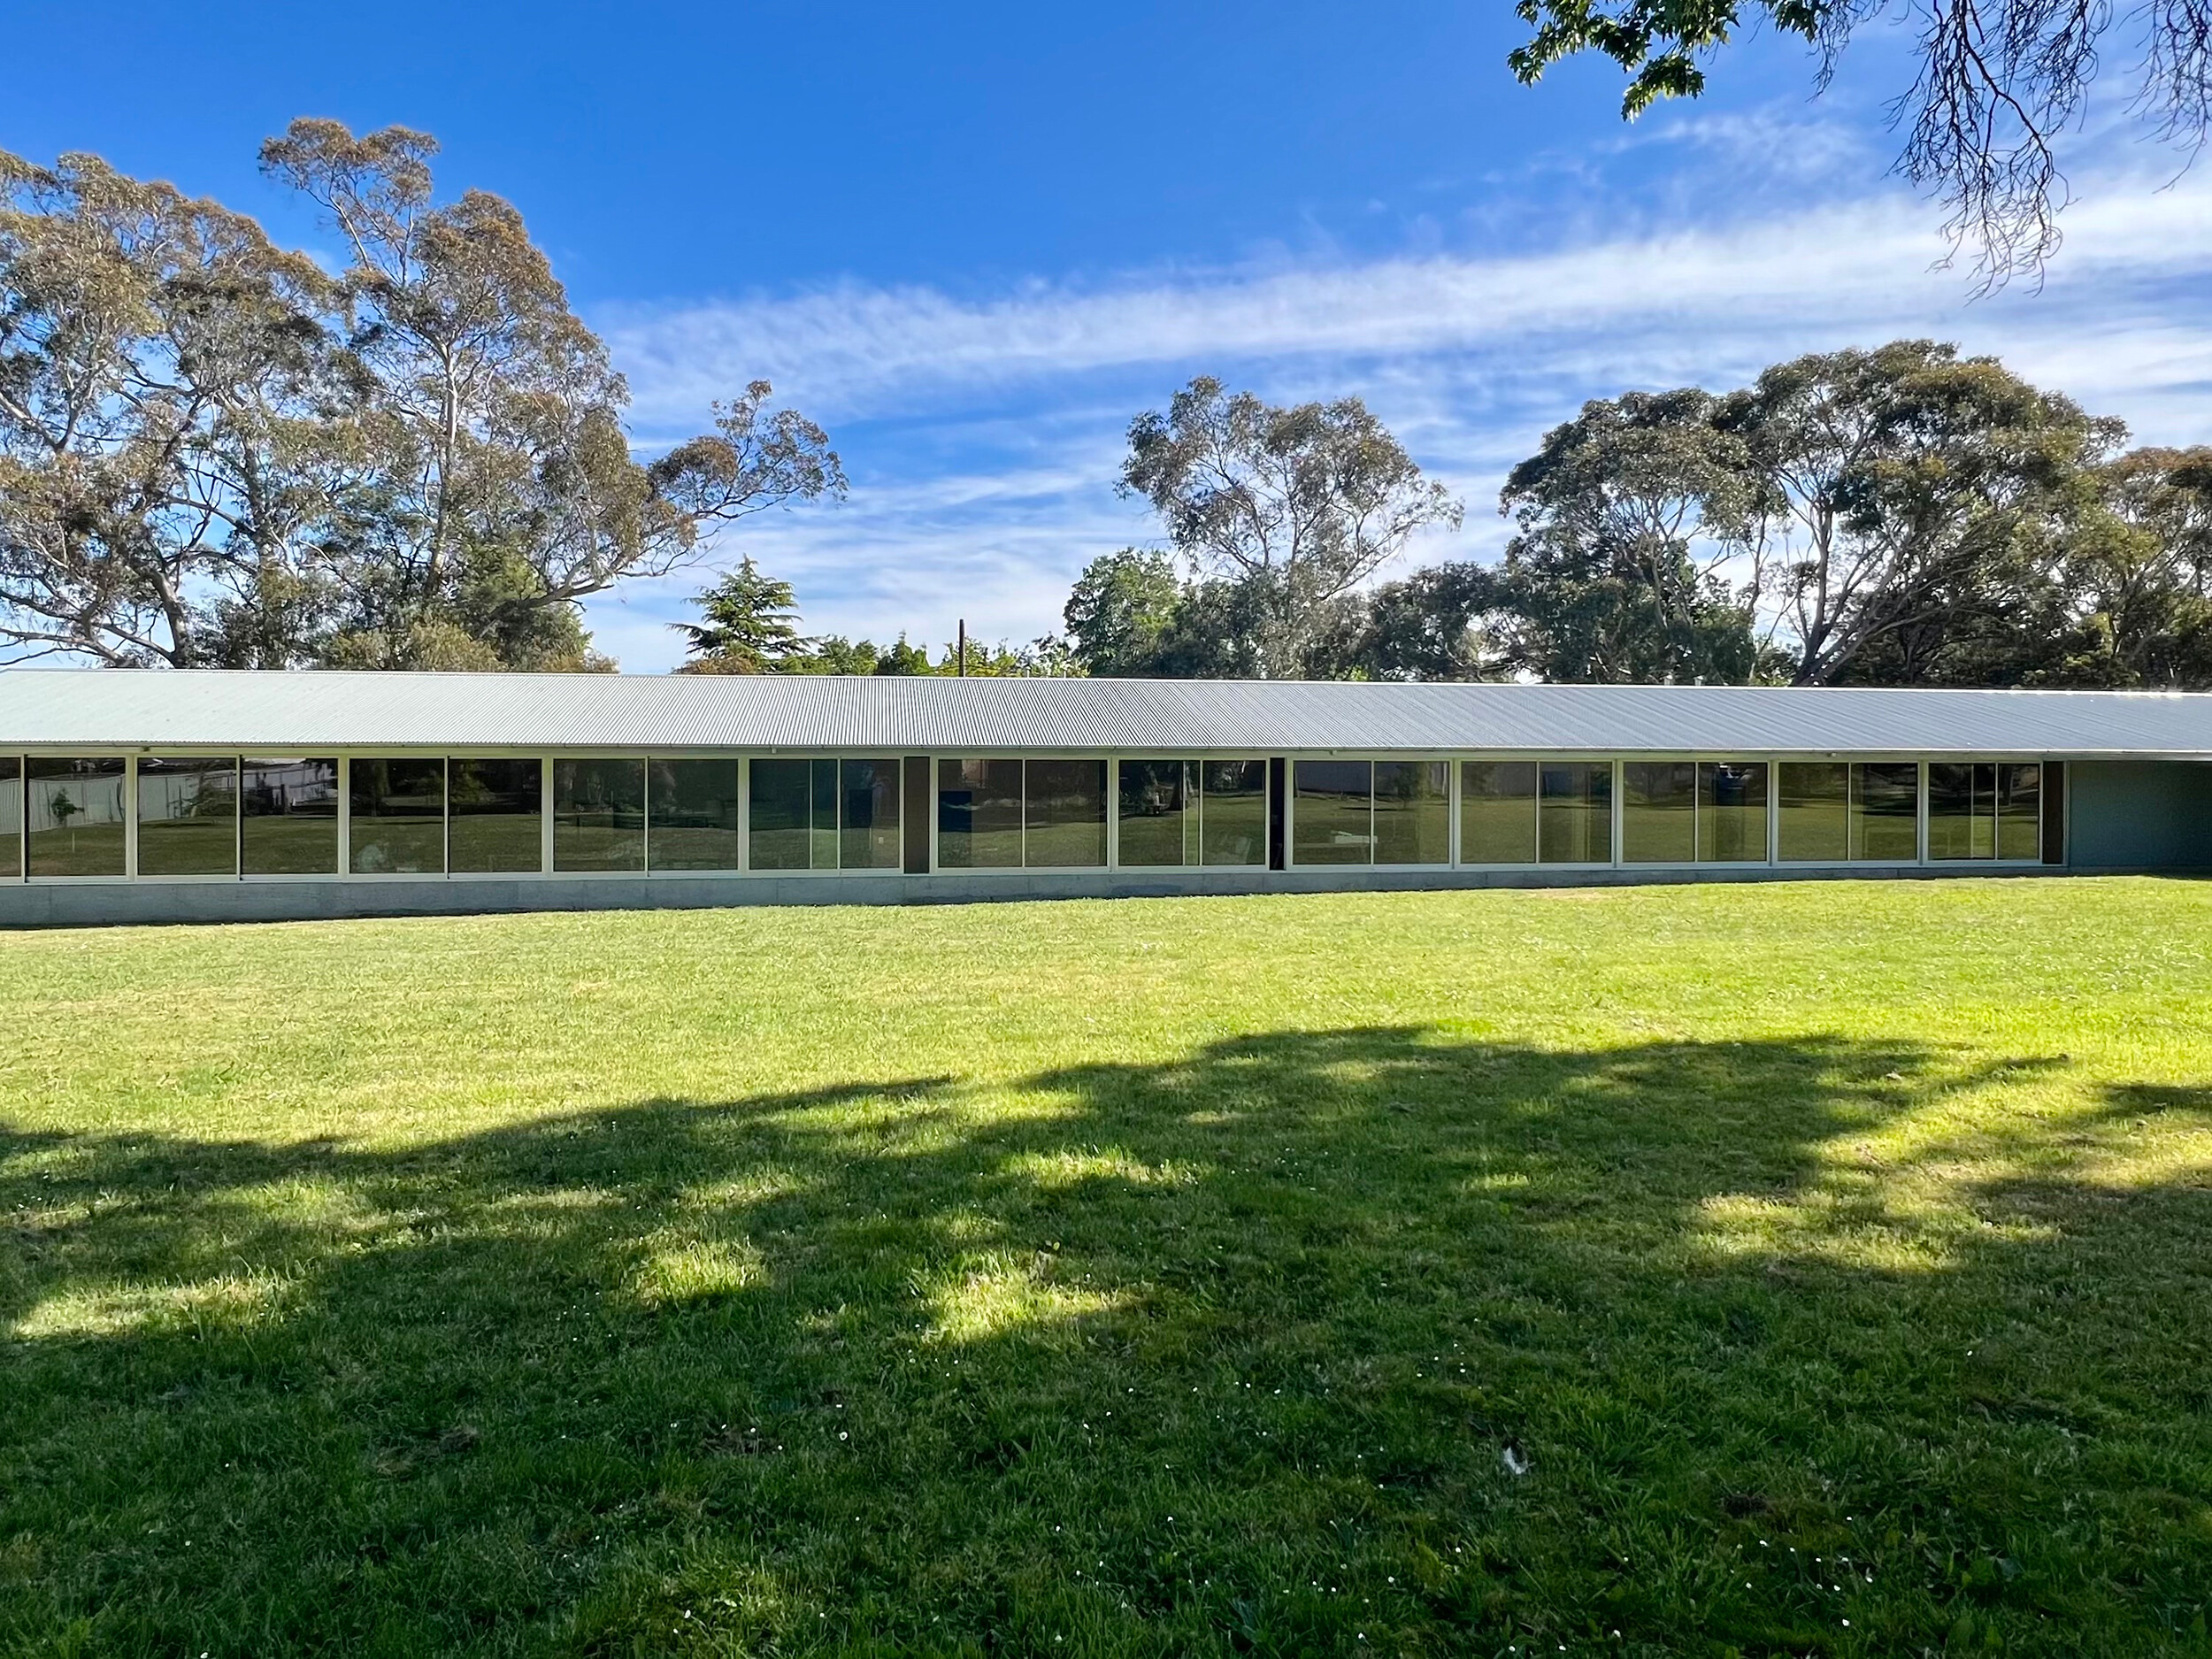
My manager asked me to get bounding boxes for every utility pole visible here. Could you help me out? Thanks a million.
[956,619,966,677]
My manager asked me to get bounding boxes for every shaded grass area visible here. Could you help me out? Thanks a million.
[2,879,2211,1655]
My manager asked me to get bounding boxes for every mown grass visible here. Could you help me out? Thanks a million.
[2,878,2210,1656]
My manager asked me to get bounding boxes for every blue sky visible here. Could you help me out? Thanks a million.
[10,2,2210,670]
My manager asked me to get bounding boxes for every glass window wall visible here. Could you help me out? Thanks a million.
[138,757,239,876]
[649,760,741,871]
[748,757,902,871]
[1778,762,1848,861]
[449,758,543,873]
[1926,761,2042,860]
[1621,761,1695,864]
[552,758,645,872]
[1539,761,1611,864]
[749,758,829,871]
[1851,763,1920,860]
[1997,763,2041,860]
[1117,759,1194,867]
[1461,761,1537,864]
[1201,759,1268,866]
[1024,759,1107,867]
[841,758,902,870]
[1115,759,1267,867]
[242,759,339,875]
[1697,762,1769,863]
[0,757,18,879]
[349,758,446,874]
[1926,762,1992,860]
[27,758,128,877]
[1373,761,1449,864]
[937,758,1024,868]
[1294,760,1373,865]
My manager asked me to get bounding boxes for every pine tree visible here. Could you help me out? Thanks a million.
[674,560,807,672]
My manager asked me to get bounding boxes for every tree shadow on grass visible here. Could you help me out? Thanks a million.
[2,1030,2209,1656]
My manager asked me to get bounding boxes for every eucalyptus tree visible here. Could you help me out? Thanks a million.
[1722,341,2120,685]
[1489,388,1770,683]
[0,150,339,664]
[259,119,844,669]
[2057,446,2212,687]
[0,123,841,671]
[1118,377,1463,677]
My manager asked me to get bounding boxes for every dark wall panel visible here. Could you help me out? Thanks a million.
[2042,761,2067,865]
[2068,760,2212,868]
[902,757,932,874]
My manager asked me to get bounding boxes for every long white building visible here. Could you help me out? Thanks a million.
[2,670,2208,925]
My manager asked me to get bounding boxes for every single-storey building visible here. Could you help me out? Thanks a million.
[2,669,2209,925]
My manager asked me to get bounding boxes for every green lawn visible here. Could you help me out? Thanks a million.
[3,879,2210,1656]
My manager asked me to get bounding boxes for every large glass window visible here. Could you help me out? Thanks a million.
[749,759,829,871]
[449,759,542,873]
[1926,762,1991,860]
[138,757,239,876]
[242,759,338,875]
[1201,759,1268,866]
[1926,761,2042,860]
[27,758,127,878]
[1461,761,1537,864]
[1621,761,1695,864]
[1698,762,1769,863]
[1117,760,1194,867]
[552,758,645,872]
[748,757,902,872]
[937,758,1024,868]
[649,759,741,871]
[1024,760,1107,867]
[1778,762,1848,861]
[1997,763,2042,860]
[1851,763,1920,860]
[0,757,18,879]
[1115,759,1267,867]
[1294,760,1373,865]
[841,758,902,870]
[1373,761,1449,864]
[1539,761,1611,864]
[349,758,445,874]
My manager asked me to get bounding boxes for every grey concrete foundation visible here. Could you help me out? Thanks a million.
[0,860,2118,929]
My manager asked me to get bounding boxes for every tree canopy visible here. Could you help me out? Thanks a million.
[0,122,842,671]
[1118,377,1463,678]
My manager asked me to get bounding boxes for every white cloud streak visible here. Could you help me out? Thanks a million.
[609,169,2212,427]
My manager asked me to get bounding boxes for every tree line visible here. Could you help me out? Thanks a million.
[680,348,2210,691]
[7,130,2208,688]
[1056,346,2212,689]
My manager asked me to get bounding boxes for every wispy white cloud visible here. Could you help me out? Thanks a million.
[609,169,2212,425]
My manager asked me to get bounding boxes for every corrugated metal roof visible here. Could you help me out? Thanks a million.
[4,668,2212,757]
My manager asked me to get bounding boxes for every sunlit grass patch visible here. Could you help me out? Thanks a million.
[923,1255,1133,1343]
[631,1234,771,1308]
[14,1268,299,1340]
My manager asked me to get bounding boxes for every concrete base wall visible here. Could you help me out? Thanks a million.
[0,860,2112,929]
[2069,759,2212,870]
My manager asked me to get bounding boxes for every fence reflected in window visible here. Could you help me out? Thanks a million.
[138,757,239,876]
[27,758,128,878]
[243,759,338,875]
